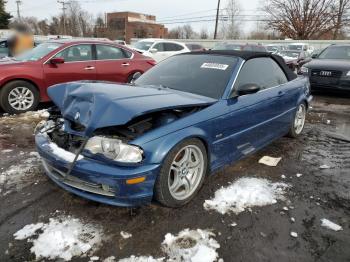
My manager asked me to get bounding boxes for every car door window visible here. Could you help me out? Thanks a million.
[96,45,131,60]
[153,43,165,52]
[54,44,92,62]
[164,43,184,51]
[234,57,288,93]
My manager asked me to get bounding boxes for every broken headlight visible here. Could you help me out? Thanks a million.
[85,136,143,163]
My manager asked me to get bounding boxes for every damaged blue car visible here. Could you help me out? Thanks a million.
[35,51,312,207]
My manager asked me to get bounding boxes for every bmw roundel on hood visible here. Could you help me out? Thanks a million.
[47,81,217,136]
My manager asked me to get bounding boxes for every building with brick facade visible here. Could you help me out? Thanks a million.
[103,12,168,43]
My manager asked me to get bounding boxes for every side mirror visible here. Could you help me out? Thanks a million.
[130,72,142,84]
[237,83,261,96]
[50,57,65,65]
[149,48,158,54]
[311,53,318,59]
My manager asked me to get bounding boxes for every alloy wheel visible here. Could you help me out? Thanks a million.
[294,104,306,134]
[8,86,35,111]
[168,145,205,201]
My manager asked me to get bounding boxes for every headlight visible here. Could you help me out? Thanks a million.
[346,71,350,76]
[300,66,309,74]
[85,136,143,163]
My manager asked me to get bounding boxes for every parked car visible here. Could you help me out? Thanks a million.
[186,43,206,51]
[212,42,267,52]
[0,40,156,114]
[35,50,311,207]
[0,38,8,58]
[265,44,287,54]
[301,44,350,92]
[287,43,314,57]
[132,39,190,62]
[278,50,311,73]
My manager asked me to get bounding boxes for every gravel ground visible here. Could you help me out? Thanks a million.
[0,94,349,262]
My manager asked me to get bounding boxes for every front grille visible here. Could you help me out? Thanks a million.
[311,69,343,78]
[42,160,116,197]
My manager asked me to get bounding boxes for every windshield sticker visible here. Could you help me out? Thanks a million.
[201,63,229,70]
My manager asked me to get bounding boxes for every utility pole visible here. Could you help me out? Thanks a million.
[214,0,221,39]
[57,0,69,35]
[16,0,22,19]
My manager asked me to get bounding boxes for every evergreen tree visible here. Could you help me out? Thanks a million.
[0,0,12,29]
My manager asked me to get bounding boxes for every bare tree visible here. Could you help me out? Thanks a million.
[220,0,241,39]
[200,28,209,39]
[264,0,350,40]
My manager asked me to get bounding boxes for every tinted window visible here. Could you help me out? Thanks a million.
[234,58,288,92]
[164,43,184,51]
[55,44,92,62]
[96,45,129,60]
[318,46,350,59]
[153,43,165,52]
[135,54,238,99]
[0,41,7,48]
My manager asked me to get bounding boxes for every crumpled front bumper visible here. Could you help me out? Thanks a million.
[35,133,160,207]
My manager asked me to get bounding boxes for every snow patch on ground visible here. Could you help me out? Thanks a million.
[321,218,343,231]
[0,109,49,125]
[0,152,41,194]
[120,231,132,239]
[119,229,220,262]
[13,216,104,261]
[204,177,289,214]
[162,229,220,262]
[119,256,162,262]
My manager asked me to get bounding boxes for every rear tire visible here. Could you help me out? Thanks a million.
[288,103,306,138]
[154,138,208,207]
[0,80,40,114]
[127,71,142,83]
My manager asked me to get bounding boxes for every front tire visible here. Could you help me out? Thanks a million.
[154,138,208,207]
[0,80,40,114]
[288,103,306,138]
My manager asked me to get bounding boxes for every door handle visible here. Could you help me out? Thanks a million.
[84,66,95,70]
[121,63,130,67]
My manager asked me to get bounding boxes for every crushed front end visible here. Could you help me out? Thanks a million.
[35,107,159,207]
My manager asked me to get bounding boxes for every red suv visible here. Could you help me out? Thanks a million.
[0,40,156,114]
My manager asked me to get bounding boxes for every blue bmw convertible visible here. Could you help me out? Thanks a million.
[35,51,312,207]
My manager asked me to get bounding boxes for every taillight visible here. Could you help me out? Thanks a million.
[147,60,157,66]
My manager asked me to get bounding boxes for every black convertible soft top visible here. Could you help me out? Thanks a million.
[187,50,297,81]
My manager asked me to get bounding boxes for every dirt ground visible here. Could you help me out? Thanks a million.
[0,94,349,262]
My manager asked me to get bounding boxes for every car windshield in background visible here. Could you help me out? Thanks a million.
[212,43,242,51]
[133,41,154,51]
[288,45,303,51]
[267,46,278,52]
[278,51,300,58]
[15,42,62,62]
[135,54,237,99]
[318,46,350,59]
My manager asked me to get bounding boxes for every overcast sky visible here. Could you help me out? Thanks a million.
[5,0,262,35]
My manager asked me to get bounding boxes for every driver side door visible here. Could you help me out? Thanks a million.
[43,44,96,88]
[213,58,289,165]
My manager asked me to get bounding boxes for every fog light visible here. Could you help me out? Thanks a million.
[126,177,146,185]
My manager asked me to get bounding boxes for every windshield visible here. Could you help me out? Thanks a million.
[212,43,242,51]
[135,54,237,99]
[318,46,350,59]
[15,42,62,62]
[133,41,154,51]
[288,45,303,51]
[278,51,300,58]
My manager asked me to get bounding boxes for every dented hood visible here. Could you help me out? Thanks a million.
[48,81,216,136]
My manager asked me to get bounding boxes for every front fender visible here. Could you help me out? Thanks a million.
[141,126,211,165]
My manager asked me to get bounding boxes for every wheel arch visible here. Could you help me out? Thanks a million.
[142,126,212,168]
[1,78,40,93]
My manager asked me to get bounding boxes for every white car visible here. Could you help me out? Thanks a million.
[132,39,190,62]
[287,43,314,57]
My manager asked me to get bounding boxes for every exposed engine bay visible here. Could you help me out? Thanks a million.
[42,106,206,154]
